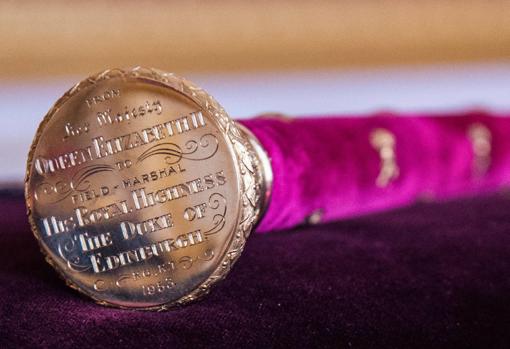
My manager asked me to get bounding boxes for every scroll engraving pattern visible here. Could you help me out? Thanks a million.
[137,133,219,165]
[204,193,227,236]
[57,235,92,273]
[34,164,115,203]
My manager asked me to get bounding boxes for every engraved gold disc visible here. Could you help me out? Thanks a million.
[25,67,268,310]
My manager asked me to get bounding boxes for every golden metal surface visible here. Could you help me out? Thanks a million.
[25,67,269,310]
[468,123,492,178]
[370,128,399,188]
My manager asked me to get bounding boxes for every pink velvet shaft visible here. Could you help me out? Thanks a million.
[239,111,510,233]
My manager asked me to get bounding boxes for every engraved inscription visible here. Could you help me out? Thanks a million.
[85,89,120,108]
[96,100,162,127]
[26,68,262,310]
[121,164,185,188]
[120,213,174,240]
[63,121,90,141]
[34,110,207,176]
[89,230,205,273]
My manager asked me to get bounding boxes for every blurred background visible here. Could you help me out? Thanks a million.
[2,0,510,183]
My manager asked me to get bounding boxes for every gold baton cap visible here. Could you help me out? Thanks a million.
[25,67,272,310]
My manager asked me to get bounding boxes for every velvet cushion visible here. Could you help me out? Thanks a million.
[1,189,509,348]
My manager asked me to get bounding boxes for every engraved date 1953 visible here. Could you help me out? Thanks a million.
[142,277,175,296]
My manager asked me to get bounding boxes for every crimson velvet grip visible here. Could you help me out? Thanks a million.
[240,112,510,233]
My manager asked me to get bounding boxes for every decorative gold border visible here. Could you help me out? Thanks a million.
[24,67,266,311]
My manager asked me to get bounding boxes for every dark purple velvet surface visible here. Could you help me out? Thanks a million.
[1,190,510,348]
